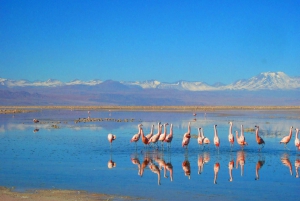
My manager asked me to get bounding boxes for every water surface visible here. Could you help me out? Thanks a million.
[0,109,299,200]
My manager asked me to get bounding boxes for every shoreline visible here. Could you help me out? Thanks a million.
[1,105,300,114]
[0,186,132,201]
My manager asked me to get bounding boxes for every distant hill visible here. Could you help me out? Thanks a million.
[0,72,299,106]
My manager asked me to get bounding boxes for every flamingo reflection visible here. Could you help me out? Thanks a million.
[236,151,246,176]
[198,152,210,175]
[295,158,300,178]
[182,159,191,179]
[165,161,173,181]
[214,162,220,184]
[228,160,234,182]
[140,156,150,177]
[130,154,141,176]
[255,156,265,180]
[149,159,161,185]
[281,153,293,175]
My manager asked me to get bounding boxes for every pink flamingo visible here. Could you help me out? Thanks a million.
[213,125,220,150]
[107,133,116,147]
[33,119,39,123]
[255,125,265,151]
[182,122,191,148]
[164,123,173,147]
[201,127,210,147]
[148,123,162,147]
[159,123,169,148]
[130,124,143,148]
[140,127,150,147]
[236,125,248,149]
[228,122,234,147]
[280,126,293,149]
[197,128,204,146]
[295,128,300,150]
[146,124,154,140]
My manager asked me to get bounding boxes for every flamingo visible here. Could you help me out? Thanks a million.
[146,124,154,140]
[33,119,39,123]
[159,123,169,147]
[213,125,220,150]
[164,123,173,147]
[140,127,149,147]
[255,125,265,151]
[201,127,210,147]
[214,162,220,184]
[294,128,299,150]
[182,122,191,148]
[228,160,234,182]
[197,128,204,146]
[107,133,116,147]
[228,122,234,147]
[148,123,162,147]
[130,124,143,148]
[236,125,248,149]
[280,126,293,149]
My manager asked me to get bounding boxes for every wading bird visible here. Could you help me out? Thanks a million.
[294,128,300,150]
[107,133,116,147]
[280,126,293,149]
[213,125,220,150]
[228,122,234,147]
[182,122,191,148]
[255,125,265,151]
[164,124,173,148]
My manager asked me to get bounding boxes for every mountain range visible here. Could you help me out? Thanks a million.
[1,72,299,106]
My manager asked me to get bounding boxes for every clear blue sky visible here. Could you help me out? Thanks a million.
[0,0,299,84]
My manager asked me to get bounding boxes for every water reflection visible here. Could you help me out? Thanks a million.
[228,160,234,182]
[214,162,220,184]
[149,159,161,185]
[236,151,246,176]
[295,158,300,178]
[182,159,191,179]
[130,154,141,176]
[197,152,210,175]
[255,156,265,180]
[281,153,293,175]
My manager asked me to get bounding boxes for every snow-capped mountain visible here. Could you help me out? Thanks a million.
[0,71,299,91]
[224,72,300,90]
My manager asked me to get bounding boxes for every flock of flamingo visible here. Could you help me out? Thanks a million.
[108,121,300,151]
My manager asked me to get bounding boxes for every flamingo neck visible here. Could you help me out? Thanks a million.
[289,128,293,138]
[170,125,173,136]
[214,127,218,137]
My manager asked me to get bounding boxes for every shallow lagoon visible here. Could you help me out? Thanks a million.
[0,109,299,200]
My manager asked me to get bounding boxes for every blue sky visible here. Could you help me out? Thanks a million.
[0,0,299,84]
